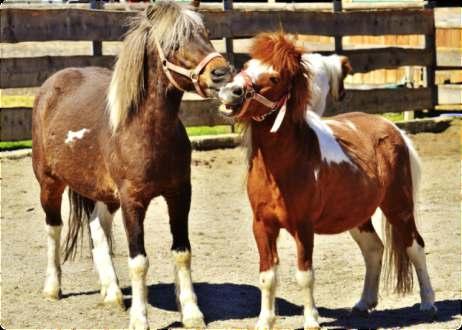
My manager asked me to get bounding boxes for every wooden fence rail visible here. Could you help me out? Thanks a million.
[1,4,460,141]
[1,8,434,43]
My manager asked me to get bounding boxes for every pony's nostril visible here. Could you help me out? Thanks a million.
[232,86,243,96]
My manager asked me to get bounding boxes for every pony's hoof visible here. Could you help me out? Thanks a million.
[351,306,370,317]
[420,302,438,316]
[304,320,320,330]
[255,316,275,330]
[103,285,125,310]
[43,287,62,301]
[182,304,205,328]
[352,300,377,314]
[129,316,149,330]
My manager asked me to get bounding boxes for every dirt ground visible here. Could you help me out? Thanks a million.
[1,121,461,329]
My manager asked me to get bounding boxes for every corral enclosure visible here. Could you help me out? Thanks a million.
[0,0,461,140]
[1,1,461,329]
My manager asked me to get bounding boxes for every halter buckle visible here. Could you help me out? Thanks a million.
[245,90,255,99]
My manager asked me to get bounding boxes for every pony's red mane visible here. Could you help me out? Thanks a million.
[250,32,311,124]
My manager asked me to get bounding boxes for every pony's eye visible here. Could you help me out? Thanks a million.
[270,76,280,84]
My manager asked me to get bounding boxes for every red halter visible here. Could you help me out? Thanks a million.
[238,71,289,133]
[154,37,224,98]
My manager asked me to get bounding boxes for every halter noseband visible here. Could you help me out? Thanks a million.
[238,71,289,133]
[154,37,224,98]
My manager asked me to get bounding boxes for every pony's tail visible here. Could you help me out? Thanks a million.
[383,130,421,295]
[62,189,95,263]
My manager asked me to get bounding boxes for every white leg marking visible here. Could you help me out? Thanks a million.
[43,225,62,300]
[172,250,205,327]
[256,267,277,330]
[406,240,437,313]
[349,227,384,312]
[89,202,123,307]
[129,255,149,330]
[296,269,319,329]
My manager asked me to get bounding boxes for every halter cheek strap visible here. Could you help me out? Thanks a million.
[154,37,224,98]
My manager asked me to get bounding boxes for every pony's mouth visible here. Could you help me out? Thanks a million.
[218,102,243,117]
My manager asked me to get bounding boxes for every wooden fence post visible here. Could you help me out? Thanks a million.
[91,0,103,56]
[425,1,437,115]
[224,0,236,133]
[333,0,343,54]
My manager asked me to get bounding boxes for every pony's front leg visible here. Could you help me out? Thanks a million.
[295,223,319,330]
[165,184,205,328]
[121,198,150,330]
[253,218,280,330]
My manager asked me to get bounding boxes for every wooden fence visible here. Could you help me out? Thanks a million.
[1,1,461,141]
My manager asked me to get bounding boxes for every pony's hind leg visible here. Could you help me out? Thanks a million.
[89,202,123,308]
[165,184,205,328]
[406,232,437,314]
[349,219,384,313]
[294,222,319,330]
[40,177,65,300]
[381,206,436,314]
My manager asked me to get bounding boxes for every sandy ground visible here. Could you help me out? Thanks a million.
[1,122,461,329]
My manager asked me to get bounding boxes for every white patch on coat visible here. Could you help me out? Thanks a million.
[325,119,358,133]
[305,111,355,166]
[65,128,90,144]
[172,250,204,327]
[244,59,276,83]
[303,53,343,116]
[314,168,319,181]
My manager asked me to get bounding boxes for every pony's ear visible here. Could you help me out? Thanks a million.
[191,0,200,8]
[288,66,311,124]
[340,56,353,77]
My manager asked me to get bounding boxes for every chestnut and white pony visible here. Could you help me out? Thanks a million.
[219,33,436,329]
[303,53,352,115]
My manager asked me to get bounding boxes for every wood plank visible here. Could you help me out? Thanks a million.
[0,88,432,141]
[0,8,134,43]
[0,107,32,141]
[179,99,232,127]
[233,48,432,72]
[1,8,435,43]
[204,9,435,38]
[437,48,462,68]
[0,55,115,89]
[0,99,231,141]
[324,87,433,115]
[2,47,433,89]
[438,85,462,105]
[435,8,462,29]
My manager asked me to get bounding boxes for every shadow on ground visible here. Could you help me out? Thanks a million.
[118,282,460,328]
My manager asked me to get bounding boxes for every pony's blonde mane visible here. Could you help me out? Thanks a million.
[107,1,204,131]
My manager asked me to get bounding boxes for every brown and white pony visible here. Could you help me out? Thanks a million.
[218,33,436,329]
[303,53,352,115]
[32,2,231,329]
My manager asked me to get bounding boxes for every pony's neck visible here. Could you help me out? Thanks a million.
[250,114,315,174]
[139,55,184,129]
